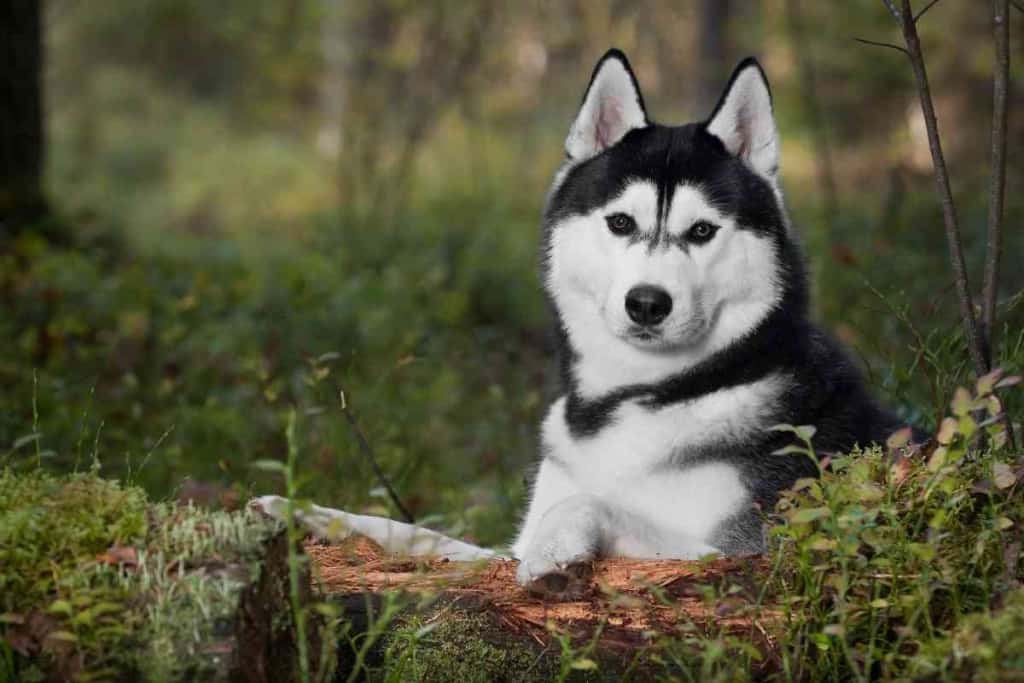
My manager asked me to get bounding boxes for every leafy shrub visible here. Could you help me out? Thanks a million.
[765,372,1022,679]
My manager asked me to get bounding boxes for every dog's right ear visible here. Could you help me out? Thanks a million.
[705,58,779,181]
[565,49,648,162]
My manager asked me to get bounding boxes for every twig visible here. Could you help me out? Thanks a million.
[983,0,1010,358]
[913,0,942,22]
[336,384,414,523]
[854,37,909,55]
[1002,533,1021,588]
[882,0,903,19]
[983,0,1017,448]
[1012,0,1023,13]
[892,0,990,378]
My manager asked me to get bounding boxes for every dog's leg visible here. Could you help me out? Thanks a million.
[249,496,499,561]
[512,457,580,559]
[515,493,720,597]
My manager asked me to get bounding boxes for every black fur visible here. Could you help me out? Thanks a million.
[541,53,911,535]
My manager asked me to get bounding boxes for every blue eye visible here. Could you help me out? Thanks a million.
[606,213,637,236]
[687,221,719,243]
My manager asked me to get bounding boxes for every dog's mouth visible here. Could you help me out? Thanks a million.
[624,326,668,348]
[623,318,709,351]
[631,328,657,341]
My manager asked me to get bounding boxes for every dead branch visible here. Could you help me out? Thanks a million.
[913,0,943,22]
[983,0,1017,448]
[882,0,903,20]
[853,37,909,56]
[892,0,990,378]
[336,385,415,523]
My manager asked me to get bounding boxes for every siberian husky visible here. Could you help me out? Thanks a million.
[253,50,910,596]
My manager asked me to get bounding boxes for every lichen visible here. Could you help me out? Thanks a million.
[132,502,280,681]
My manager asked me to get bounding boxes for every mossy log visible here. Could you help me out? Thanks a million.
[308,537,780,680]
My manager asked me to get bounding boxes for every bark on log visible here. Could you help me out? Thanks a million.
[307,536,779,680]
[232,530,323,683]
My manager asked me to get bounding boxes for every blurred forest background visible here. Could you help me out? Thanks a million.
[2,0,1023,547]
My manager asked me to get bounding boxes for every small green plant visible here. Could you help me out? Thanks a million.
[765,370,1021,680]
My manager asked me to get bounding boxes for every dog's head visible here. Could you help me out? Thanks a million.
[543,50,801,393]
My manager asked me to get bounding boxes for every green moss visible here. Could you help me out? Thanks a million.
[377,610,554,683]
[0,468,147,614]
[0,468,280,681]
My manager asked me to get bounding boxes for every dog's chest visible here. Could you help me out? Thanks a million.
[544,374,785,488]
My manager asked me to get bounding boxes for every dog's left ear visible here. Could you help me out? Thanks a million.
[705,58,779,181]
[565,49,648,162]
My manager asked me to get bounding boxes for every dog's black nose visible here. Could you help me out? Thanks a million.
[625,285,672,326]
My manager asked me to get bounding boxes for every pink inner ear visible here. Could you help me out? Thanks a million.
[595,96,624,150]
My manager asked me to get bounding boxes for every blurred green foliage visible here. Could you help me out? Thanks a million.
[3,0,1023,546]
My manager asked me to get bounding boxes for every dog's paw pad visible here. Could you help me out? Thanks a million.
[525,561,594,601]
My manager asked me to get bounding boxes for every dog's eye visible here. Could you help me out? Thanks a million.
[605,213,637,236]
[686,221,719,244]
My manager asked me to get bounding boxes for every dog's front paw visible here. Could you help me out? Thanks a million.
[515,496,603,599]
[516,557,594,600]
[249,495,289,520]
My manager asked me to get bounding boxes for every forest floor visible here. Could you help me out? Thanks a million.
[4,411,1024,682]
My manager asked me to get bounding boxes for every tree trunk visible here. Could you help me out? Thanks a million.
[0,0,48,240]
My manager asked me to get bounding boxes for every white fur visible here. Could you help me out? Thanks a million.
[706,64,780,182]
[565,56,646,161]
[513,374,787,582]
[251,56,792,592]
[546,181,781,398]
[249,495,498,561]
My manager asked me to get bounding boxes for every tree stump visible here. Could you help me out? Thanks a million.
[232,530,323,682]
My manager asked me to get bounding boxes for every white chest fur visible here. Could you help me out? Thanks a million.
[523,374,786,551]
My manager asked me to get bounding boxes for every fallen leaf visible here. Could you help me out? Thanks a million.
[994,462,1018,490]
[96,544,138,568]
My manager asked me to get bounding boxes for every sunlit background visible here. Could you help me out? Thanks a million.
[4,0,1022,545]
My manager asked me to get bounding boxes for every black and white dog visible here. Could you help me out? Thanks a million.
[254,50,908,594]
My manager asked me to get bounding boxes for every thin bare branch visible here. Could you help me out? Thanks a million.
[882,0,903,20]
[854,37,909,55]
[1011,0,1024,13]
[913,0,943,22]
[983,0,1016,448]
[896,0,990,378]
[336,384,414,523]
[983,0,1010,354]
